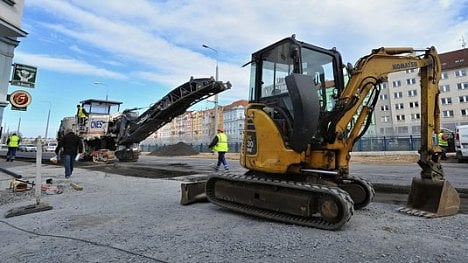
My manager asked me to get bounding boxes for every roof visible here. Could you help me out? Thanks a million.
[439,48,468,71]
[80,99,122,106]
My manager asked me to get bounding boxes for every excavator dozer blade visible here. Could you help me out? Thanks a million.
[400,177,460,217]
[180,181,207,205]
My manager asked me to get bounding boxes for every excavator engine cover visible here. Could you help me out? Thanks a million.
[402,177,460,217]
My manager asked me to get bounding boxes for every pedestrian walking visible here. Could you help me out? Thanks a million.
[208,128,229,172]
[6,133,21,162]
[55,129,83,178]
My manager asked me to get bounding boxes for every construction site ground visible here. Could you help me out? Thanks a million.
[0,151,467,262]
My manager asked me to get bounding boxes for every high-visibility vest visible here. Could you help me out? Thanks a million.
[78,107,87,118]
[213,132,228,152]
[7,135,20,147]
[438,132,448,147]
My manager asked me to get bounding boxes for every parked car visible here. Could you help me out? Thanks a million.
[44,142,58,152]
[18,144,37,152]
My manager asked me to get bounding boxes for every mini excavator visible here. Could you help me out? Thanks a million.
[183,35,460,230]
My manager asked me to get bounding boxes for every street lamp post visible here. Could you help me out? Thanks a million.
[17,113,21,134]
[41,101,51,141]
[93,82,109,100]
[202,44,219,137]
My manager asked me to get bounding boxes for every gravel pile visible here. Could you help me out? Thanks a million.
[149,142,199,156]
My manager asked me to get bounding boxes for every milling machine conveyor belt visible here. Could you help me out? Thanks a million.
[206,173,355,230]
[118,77,231,145]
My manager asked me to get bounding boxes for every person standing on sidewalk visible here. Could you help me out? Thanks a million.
[55,129,83,178]
[209,128,229,172]
[6,133,21,162]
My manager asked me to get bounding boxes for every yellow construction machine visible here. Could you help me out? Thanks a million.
[185,35,460,230]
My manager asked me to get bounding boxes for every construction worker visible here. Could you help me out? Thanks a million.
[209,128,229,172]
[6,133,21,162]
[438,130,449,160]
[76,104,89,125]
[55,129,83,179]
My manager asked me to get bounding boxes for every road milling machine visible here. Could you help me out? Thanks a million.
[182,35,460,230]
[57,77,231,162]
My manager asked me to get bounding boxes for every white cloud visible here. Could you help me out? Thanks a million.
[24,0,468,101]
[14,52,128,79]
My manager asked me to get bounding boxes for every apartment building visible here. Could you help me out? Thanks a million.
[0,0,27,129]
[150,100,247,145]
[374,48,468,136]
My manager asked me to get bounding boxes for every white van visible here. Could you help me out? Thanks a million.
[455,125,468,162]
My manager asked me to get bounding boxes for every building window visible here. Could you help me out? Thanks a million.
[408,90,417,97]
[381,116,390,122]
[394,91,403,99]
[396,115,405,121]
[441,72,448,79]
[457,83,468,90]
[460,95,468,103]
[405,69,415,74]
[455,69,467,77]
[380,82,388,89]
[395,103,404,110]
[380,105,389,111]
[461,109,468,117]
[442,110,454,118]
[392,80,401,88]
[411,113,421,120]
[439,85,450,92]
[379,94,388,100]
[441,97,452,105]
[406,78,416,85]
[409,101,419,108]
[397,126,409,133]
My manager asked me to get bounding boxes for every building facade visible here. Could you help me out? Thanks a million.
[146,100,247,145]
[0,0,27,132]
[374,48,468,136]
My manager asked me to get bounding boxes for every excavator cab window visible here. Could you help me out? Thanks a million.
[249,37,344,151]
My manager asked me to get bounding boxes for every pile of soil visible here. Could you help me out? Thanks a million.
[148,142,199,156]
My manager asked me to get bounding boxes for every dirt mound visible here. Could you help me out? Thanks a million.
[149,142,199,156]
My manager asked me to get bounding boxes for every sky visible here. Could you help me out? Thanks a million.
[3,0,468,138]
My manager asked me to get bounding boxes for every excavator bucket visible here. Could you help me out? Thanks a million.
[401,177,460,217]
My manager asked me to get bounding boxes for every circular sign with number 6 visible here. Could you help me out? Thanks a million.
[9,90,32,108]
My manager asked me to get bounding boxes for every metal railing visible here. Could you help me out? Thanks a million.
[140,135,454,153]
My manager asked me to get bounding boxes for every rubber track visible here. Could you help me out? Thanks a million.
[206,173,355,230]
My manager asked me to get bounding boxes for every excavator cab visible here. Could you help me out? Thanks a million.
[247,36,345,152]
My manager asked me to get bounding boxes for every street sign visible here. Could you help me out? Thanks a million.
[8,90,32,111]
[10,63,37,88]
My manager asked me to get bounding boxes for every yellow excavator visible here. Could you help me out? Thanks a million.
[183,35,460,230]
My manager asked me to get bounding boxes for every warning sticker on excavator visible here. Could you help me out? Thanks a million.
[245,131,257,155]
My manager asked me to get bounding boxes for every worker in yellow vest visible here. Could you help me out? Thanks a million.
[438,131,449,160]
[209,128,229,172]
[6,133,21,162]
[76,104,89,125]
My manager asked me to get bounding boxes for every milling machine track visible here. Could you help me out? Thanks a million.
[206,173,355,230]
